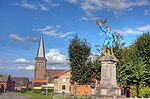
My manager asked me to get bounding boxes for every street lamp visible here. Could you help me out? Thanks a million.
[46,77,49,96]
[90,80,96,99]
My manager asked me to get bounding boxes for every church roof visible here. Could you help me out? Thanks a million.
[36,35,46,59]
[46,69,67,83]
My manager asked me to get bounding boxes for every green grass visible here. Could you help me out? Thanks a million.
[16,91,54,99]
[16,91,90,99]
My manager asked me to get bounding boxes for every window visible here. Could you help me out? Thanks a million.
[62,85,66,90]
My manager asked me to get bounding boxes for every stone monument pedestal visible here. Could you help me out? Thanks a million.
[96,56,124,99]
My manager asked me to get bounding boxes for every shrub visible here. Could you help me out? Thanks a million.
[139,87,150,98]
[33,89,41,93]
[41,88,54,93]
[26,88,31,91]
[20,88,27,93]
[33,88,54,93]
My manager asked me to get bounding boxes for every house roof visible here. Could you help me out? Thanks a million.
[11,77,29,86]
[34,82,46,87]
[32,80,47,83]
[0,74,10,82]
[54,70,70,78]
[32,80,47,87]
[46,69,68,83]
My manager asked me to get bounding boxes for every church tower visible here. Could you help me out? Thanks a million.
[34,35,47,80]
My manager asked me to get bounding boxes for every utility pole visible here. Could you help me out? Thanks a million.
[46,77,49,96]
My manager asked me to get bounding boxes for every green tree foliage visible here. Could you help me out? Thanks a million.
[134,33,150,64]
[90,57,101,81]
[133,33,150,86]
[69,35,91,84]
[116,33,150,97]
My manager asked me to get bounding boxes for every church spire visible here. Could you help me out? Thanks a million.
[36,35,45,58]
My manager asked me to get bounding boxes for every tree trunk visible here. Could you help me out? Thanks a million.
[136,83,140,97]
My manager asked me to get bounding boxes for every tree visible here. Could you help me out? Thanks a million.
[116,33,150,97]
[134,33,150,64]
[91,57,101,81]
[133,33,150,96]
[69,35,91,84]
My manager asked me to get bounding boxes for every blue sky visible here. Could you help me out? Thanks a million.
[0,0,150,80]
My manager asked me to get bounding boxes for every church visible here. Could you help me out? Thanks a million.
[32,35,71,93]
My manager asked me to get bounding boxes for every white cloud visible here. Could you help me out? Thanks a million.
[33,25,57,36]
[33,25,74,38]
[136,25,150,31]
[15,0,58,11]
[114,24,150,35]
[56,25,61,28]
[25,65,35,70]
[52,66,56,69]
[57,32,74,38]
[80,17,98,21]
[18,65,35,71]
[21,2,37,9]
[38,3,49,11]
[45,49,68,64]
[67,0,79,4]
[15,58,30,64]
[9,34,38,42]
[67,0,149,16]
[144,9,150,15]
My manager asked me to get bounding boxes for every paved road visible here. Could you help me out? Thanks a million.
[0,92,27,99]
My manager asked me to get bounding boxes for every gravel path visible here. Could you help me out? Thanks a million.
[0,92,27,99]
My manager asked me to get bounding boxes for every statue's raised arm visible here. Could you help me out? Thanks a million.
[96,18,116,56]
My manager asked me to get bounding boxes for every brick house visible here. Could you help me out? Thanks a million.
[0,74,15,93]
[53,70,99,96]
[54,70,71,94]
[46,69,67,85]
[11,77,29,91]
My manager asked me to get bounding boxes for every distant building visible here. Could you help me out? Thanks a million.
[54,70,71,94]
[32,35,68,89]
[32,35,47,89]
[0,74,15,93]
[11,77,29,91]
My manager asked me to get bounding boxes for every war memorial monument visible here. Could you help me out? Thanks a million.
[95,18,124,99]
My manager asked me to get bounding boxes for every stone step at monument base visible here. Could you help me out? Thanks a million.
[96,84,121,96]
[96,95,126,99]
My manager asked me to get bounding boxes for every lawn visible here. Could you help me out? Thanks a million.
[16,91,90,99]
[16,91,54,99]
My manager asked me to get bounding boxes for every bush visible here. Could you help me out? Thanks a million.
[26,88,31,91]
[20,88,27,93]
[139,87,150,98]
[33,89,41,93]
[41,88,54,93]
[33,88,54,93]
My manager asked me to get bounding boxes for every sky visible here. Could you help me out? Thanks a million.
[0,0,150,80]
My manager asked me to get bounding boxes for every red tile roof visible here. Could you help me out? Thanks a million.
[32,80,47,83]
[54,70,70,77]
[46,69,67,83]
